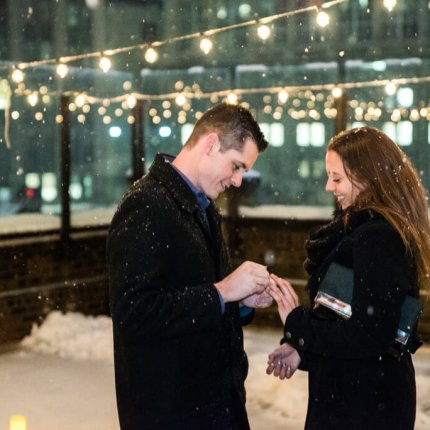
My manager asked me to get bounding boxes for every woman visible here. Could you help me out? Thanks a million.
[267,126,430,430]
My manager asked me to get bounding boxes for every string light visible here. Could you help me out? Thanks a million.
[144,47,159,64]
[11,68,24,83]
[331,87,343,98]
[316,9,330,27]
[383,0,397,12]
[56,63,69,79]
[10,74,430,109]
[385,82,397,96]
[226,93,238,104]
[199,37,213,54]
[27,92,38,107]
[75,94,86,108]
[4,0,430,132]
[1,0,348,73]
[126,94,137,109]
[278,89,289,104]
[257,24,271,41]
[99,56,112,73]
[175,93,187,107]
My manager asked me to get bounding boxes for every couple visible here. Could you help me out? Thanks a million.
[107,103,428,430]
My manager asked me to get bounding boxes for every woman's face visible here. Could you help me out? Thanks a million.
[325,150,364,209]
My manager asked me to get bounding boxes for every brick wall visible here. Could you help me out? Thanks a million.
[0,230,109,344]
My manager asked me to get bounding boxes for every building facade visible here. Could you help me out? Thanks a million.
[0,0,429,220]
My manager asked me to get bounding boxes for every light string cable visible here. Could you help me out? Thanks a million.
[2,0,348,72]
[16,74,430,104]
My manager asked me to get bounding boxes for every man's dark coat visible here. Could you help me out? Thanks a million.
[107,154,250,430]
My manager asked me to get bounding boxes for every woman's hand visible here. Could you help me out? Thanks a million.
[266,343,301,380]
[268,274,299,325]
[241,287,273,308]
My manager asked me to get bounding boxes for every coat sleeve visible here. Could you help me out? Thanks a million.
[107,194,224,343]
[283,223,412,359]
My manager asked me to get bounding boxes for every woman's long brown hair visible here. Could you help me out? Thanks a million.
[328,126,430,293]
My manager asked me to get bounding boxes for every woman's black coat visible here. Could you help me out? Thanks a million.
[284,210,417,430]
[107,154,251,430]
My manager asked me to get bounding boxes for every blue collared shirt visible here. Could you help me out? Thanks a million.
[166,156,226,313]
[166,156,252,318]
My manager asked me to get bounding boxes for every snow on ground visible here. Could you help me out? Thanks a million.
[0,311,429,430]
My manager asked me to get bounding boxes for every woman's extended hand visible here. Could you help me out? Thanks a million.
[241,287,273,308]
[268,274,299,325]
[266,343,301,380]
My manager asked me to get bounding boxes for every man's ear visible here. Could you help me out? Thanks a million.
[204,132,220,155]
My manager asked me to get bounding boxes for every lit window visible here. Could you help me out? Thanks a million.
[25,173,40,189]
[383,121,413,146]
[297,123,310,146]
[296,122,325,147]
[397,121,413,146]
[313,160,325,178]
[310,123,325,146]
[260,123,285,147]
[382,122,396,141]
[181,124,194,145]
[298,160,310,178]
[159,126,172,138]
[70,175,83,200]
[109,126,122,138]
[41,173,57,202]
[397,88,413,108]
[270,123,284,147]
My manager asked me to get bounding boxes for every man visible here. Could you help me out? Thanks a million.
[107,103,271,430]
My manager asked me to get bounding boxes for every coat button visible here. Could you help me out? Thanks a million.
[285,331,292,339]
[298,338,304,346]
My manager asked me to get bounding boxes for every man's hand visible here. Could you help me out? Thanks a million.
[215,261,269,303]
[266,343,301,380]
[241,288,273,308]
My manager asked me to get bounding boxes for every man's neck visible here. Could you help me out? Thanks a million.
[172,150,200,191]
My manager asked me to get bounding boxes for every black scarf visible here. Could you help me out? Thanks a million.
[304,209,377,275]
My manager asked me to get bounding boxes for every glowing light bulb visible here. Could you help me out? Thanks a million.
[144,47,159,64]
[27,92,38,107]
[385,82,397,96]
[126,95,137,109]
[56,63,69,78]
[85,0,100,9]
[75,94,86,107]
[257,24,271,41]
[11,69,24,83]
[99,56,111,73]
[226,93,238,105]
[175,93,187,107]
[9,415,27,430]
[383,0,397,12]
[200,38,213,54]
[332,87,343,98]
[316,10,330,28]
[278,90,289,104]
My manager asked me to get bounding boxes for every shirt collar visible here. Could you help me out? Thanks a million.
[164,155,210,211]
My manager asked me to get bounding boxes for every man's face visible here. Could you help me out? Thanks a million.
[200,136,259,199]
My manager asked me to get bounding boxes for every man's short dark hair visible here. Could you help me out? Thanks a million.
[186,103,268,153]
